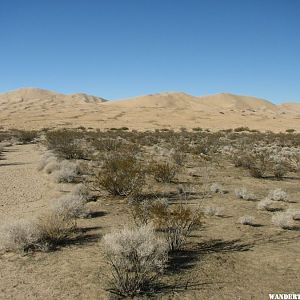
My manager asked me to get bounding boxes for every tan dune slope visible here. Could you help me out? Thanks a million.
[0,87,300,131]
[278,102,300,113]
[196,93,277,111]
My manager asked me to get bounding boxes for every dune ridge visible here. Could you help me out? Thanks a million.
[0,87,300,131]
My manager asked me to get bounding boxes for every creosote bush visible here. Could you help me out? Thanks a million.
[45,129,87,159]
[149,161,178,183]
[93,154,145,196]
[13,130,38,144]
[36,212,76,250]
[130,199,203,251]
[102,225,168,297]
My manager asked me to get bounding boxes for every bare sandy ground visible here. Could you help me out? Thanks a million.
[1,88,300,132]
[0,144,299,299]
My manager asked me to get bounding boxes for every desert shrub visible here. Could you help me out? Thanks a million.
[268,188,288,202]
[235,187,257,201]
[71,183,92,201]
[93,154,145,196]
[248,152,269,178]
[286,208,300,220]
[203,205,224,217]
[0,219,40,252]
[234,127,250,132]
[13,130,38,144]
[130,198,169,226]
[45,130,86,159]
[44,158,60,174]
[130,200,202,251]
[171,148,186,166]
[151,203,203,251]
[239,215,256,226]
[102,225,168,297]
[210,183,224,194]
[286,129,295,133]
[271,212,296,230]
[257,198,275,211]
[231,151,253,168]
[37,151,57,171]
[51,194,90,219]
[37,212,76,250]
[149,161,178,183]
[52,160,80,183]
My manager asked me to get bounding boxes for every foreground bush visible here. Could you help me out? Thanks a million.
[0,212,76,252]
[131,199,203,251]
[271,212,296,230]
[102,225,168,297]
[37,212,76,250]
[0,219,40,252]
[93,154,145,196]
[51,194,90,219]
[52,160,80,183]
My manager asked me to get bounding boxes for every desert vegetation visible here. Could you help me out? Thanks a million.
[0,127,300,299]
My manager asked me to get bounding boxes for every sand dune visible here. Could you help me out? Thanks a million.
[0,87,299,132]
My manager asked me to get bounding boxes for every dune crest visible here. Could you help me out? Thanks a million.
[0,87,299,132]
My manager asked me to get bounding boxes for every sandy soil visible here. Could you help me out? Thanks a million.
[0,143,299,299]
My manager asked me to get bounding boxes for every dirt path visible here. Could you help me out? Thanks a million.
[0,144,60,223]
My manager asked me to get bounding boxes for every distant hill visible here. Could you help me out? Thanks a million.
[0,87,299,132]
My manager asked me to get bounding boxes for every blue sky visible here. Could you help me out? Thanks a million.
[0,0,299,103]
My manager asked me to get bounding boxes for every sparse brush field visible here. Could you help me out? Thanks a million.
[0,127,299,300]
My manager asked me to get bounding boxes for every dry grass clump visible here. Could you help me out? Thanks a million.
[0,212,76,252]
[239,215,256,226]
[0,219,41,252]
[271,212,297,230]
[71,183,92,201]
[93,153,145,196]
[149,161,178,183]
[52,160,80,183]
[38,152,81,182]
[257,198,275,211]
[51,194,90,219]
[286,208,300,220]
[37,151,57,172]
[36,212,76,250]
[102,224,168,297]
[203,205,224,217]
[268,188,289,202]
[210,183,224,194]
[235,187,257,201]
